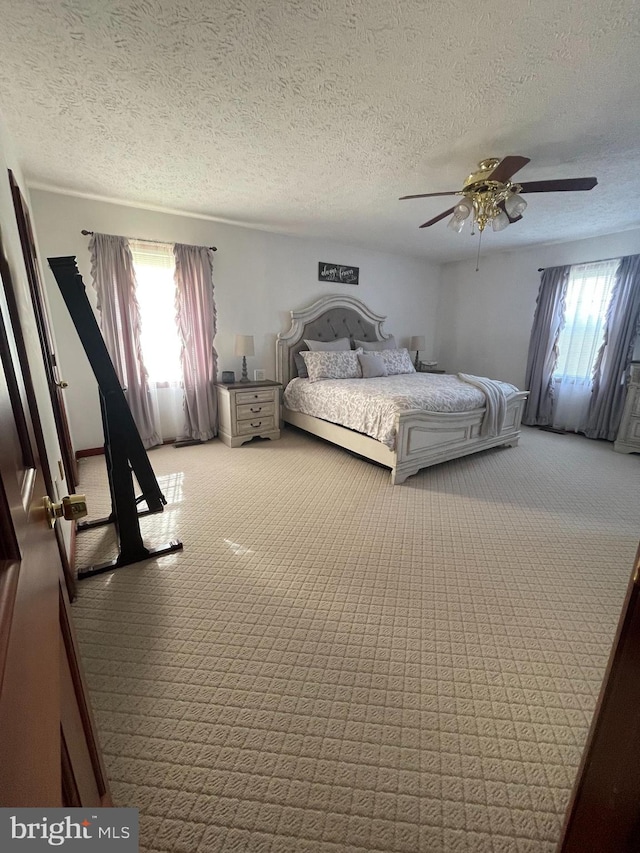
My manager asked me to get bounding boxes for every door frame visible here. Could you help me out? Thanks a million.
[8,170,78,491]
[0,224,75,598]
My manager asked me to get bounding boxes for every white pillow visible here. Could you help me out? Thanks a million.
[378,348,416,375]
[355,336,397,351]
[304,337,351,351]
[301,348,363,382]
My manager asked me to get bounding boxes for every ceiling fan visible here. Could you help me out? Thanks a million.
[400,156,598,234]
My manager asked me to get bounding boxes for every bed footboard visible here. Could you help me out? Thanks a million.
[392,392,528,484]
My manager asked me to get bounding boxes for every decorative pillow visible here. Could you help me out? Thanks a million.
[378,348,416,375]
[294,352,309,378]
[301,348,363,382]
[304,337,351,351]
[358,352,387,378]
[355,336,397,351]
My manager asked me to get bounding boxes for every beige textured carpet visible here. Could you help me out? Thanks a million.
[72,427,639,852]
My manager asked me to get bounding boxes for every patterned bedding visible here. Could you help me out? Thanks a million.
[283,373,519,449]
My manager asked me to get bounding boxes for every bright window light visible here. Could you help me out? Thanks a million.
[554,259,619,382]
[130,241,182,384]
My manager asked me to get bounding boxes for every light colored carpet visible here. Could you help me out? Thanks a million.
[72,427,639,853]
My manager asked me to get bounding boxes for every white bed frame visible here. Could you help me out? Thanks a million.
[276,295,528,484]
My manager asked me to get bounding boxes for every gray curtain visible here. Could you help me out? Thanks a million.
[585,254,640,440]
[89,233,160,448]
[174,243,218,441]
[522,265,570,426]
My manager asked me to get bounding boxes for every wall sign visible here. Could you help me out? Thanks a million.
[318,262,359,285]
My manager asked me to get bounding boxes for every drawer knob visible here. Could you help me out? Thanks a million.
[251,421,262,428]
[250,407,261,413]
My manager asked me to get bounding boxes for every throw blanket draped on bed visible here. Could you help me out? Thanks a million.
[457,373,508,437]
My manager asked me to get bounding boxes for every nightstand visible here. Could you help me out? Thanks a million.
[418,366,445,374]
[216,380,282,447]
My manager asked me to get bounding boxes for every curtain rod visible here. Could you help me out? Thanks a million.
[537,253,631,272]
[81,230,217,252]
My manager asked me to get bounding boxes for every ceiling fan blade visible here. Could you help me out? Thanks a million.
[419,207,456,228]
[497,199,522,224]
[400,191,458,200]
[518,177,598,193]
[488,155,531,183]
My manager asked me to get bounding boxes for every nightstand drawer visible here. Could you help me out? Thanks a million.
[237,401,275,420]
[235,389,276,405]
[237,416,276,436]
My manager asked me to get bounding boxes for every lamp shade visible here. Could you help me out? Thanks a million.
[409,336,425,351]
[234,334,255,357]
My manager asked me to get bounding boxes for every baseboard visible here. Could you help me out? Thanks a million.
[76,446,105,458]
[76,438,178,459]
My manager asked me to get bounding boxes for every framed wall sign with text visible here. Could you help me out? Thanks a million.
[318,262,359,285]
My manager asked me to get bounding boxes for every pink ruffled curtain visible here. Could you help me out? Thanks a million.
[89,233,160,448]
[173,244,218,441]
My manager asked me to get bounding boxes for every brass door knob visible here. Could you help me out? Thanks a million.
[43,494,88,528]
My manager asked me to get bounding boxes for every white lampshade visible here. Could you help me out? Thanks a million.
[234,334,255,357]
[492,211,510,232]
[505,193,527,218]
[454,198,473,219]
[409,336,425,351]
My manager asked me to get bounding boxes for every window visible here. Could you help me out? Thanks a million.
[129,241,182,384]
[554,259,619,382]
[552,258,619,431]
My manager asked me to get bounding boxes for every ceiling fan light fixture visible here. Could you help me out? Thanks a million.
[454,197,473,219]
[505,192,527,218]
[447,214,466,233]
[491,210,510,232]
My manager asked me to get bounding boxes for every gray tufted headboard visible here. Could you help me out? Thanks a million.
[276,295,392,385]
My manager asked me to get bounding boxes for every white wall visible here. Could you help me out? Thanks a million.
[437,229,640,389]
[30,190,441,450]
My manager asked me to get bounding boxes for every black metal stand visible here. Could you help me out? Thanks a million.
[49,256,183,580]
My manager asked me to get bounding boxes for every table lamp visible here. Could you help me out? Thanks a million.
[409,336,425,369]
[235,334,255,382]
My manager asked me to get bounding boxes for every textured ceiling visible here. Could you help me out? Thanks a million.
[1,0,639,261]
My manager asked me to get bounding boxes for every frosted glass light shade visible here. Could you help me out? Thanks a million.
[505,193,527,217]
[409,336,425,351]
[447,215,465,233]
[454,197,473,219]
[234,334,255,357]
[492,211,510,232]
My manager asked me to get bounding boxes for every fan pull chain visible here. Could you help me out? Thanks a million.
[475,230,483,272]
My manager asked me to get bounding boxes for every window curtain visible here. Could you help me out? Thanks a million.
[552,260,618,432]
[173,243,218,441]
[585,254,640,440]
[522,265,570,426]
[89,233,160,449]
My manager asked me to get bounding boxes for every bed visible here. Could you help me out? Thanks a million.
[276,295,529,484]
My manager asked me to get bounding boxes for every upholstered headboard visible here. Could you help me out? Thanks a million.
[276,295,391,385]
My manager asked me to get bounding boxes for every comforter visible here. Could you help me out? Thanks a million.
[283,372,518,449]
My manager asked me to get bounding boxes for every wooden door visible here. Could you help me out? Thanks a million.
[0,239,109,807]
[8,170,78,490]
[558,544,640,852]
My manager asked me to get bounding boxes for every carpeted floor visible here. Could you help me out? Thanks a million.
[72,426,639,852]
